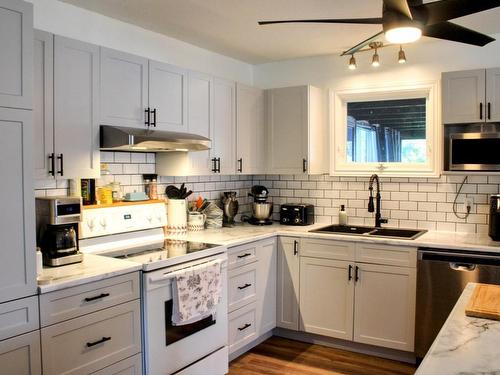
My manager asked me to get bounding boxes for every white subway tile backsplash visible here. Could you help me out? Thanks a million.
[114,152,131,163]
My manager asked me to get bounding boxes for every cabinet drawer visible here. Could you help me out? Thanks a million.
[0,295,39,341]
[0,330,41,375]
[301,238,355,261]
[40,272,140,326]
[91,354,142,375]
[355,243,417,267]
[228,302,257,354]
[41,300,142,375]
[228,242,258,269]
[228,262,257,312]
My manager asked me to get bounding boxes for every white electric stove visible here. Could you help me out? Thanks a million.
[79,202,229,375]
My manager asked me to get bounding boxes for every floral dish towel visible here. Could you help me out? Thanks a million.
[172,259,223,326]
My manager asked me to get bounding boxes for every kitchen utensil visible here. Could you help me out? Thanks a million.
[166,199,187,235]
[222,192,239,226]
[188,212,206,232]
[465,283,500,320]
[165,184,193,200]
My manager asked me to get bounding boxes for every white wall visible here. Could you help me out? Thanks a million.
[254,35,500,90]
[26,0,253,84]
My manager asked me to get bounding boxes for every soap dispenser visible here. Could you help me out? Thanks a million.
[339,205,348,226]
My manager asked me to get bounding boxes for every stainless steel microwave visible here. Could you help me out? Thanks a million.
[449,132,500,171]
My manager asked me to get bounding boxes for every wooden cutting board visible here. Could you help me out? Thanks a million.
[465,283,500,321]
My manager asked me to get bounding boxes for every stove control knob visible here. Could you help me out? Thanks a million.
[149,257,153,263]
[157,255,163,261]
[100,217,107,228]
[146,215,153,222]
[86,218,95,230]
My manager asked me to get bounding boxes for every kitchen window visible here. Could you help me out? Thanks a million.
[331,81,440,176]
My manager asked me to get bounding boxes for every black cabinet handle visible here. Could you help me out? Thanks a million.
[348,264,353,281]
[238,323,251,331]
[57,154,64,176]
[480,103,483,120]
[237,253,252,259]
[302,158,307,173]
[211,158,217,173]
[145,108,151,126]
[151,108,157,127]
[217,158,221,173]
[237,158,243,173]
[48,153,55,176]
[238,283,252,290]
[86,336,111,348]
[84,293,110,302]
[355,266,360,282]
[488,102,491,120]
[293,240,298,256]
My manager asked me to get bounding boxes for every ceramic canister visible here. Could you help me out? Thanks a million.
[188,211,206,232]
[166,199,187,235]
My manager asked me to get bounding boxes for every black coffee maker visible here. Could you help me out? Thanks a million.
[489,194,500,240]
[36,197,83,266]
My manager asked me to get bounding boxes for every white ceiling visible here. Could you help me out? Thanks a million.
[59,0,500,64]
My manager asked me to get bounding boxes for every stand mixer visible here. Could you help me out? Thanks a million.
[246,185,273,225]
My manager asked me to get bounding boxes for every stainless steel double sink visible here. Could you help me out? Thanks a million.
[310,225,427,240]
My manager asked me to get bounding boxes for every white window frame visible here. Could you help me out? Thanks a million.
[330,81,441,177]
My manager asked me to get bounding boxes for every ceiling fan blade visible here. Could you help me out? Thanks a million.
[383,0,413,19]
[258,18,383,26]
[412,0,500,26]
[341,31,384,56]
[423,21,495,46]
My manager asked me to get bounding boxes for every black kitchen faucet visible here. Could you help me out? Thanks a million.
[368,174,388,228]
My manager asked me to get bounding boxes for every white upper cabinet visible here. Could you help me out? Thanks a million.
[33,30,54,180]
[486,68,500,122]
[236,83,266,174]
[442,69,485,124]
[100,48,149,128]
[0,107,36,303]
[54,36,100,179]
[149,60,188,132]
[0,0,32,109]
[267,85,327,174]
[212,77,236,174]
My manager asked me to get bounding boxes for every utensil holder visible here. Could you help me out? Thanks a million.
[166,199,187,235]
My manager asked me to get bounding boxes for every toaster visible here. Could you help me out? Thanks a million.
[280,204,314,226]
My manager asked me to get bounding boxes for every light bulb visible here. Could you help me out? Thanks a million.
[398,46,406,64]
[348,55,357,70]
[372,51,380,67]
[385,26,422,44]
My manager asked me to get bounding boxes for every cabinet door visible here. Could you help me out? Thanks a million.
[236,83,266,174]
[353,263,416,352]
[442,69,485,124]
[0,107,36,303]
[188,71,212,175]
[299,257,354,340]
[486,68,500,122]
[0,331,41,375]
[54,36,100,179]
[212,77,236,174]
[0,0,33,109]
[149,60,188,132]
[276,237,300,330]
[100,48,149,128]
[256,238,277,335]
[267,86,308,174]
[33,30,54,180]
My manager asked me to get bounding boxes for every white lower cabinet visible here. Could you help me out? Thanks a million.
[91,353,142,375]
[0,330,41,375]
[353,263,416,352]
[299,257,354,340]
[276,237,300,330]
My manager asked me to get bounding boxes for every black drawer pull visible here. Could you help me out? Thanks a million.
[48,153,55,176]
[238,283,252,290]
[84,293,110,302]
[348,264,353,281]
[238,323,251,331]
[237,253,252,259]
[355,266,360,282]
[86,336,111,348]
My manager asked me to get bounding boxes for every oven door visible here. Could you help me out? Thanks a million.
[143,252,228,375]
[449,132,500,171]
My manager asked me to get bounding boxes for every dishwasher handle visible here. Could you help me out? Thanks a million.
[449,262,477,272]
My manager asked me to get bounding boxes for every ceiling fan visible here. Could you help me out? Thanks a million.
[258,0,500,56]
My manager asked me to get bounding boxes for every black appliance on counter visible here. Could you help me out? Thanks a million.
[36,196,83,266]
[489,194,500,240]
[280,204,314,226]
[246,185,273,225]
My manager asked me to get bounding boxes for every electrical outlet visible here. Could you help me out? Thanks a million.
[464,196,474,212]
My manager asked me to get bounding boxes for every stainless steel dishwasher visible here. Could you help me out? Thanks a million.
[415,247,500,359]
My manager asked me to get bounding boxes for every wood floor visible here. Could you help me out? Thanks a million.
[229,337,416,375]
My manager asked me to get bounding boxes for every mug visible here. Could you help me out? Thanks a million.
[188,212,206,232]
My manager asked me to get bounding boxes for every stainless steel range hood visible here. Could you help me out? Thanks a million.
[100,125,211,152]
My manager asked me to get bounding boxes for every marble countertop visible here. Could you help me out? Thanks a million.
[37,253,142,294]
[416,283,500,375]
[165,222,500,253]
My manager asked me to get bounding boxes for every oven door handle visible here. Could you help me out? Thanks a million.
[148,259,227,284]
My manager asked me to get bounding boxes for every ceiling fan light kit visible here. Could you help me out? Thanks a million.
[385,26,422,44]
[371,49,380,67]
[348,55,357,70]
[398,46,407,64]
